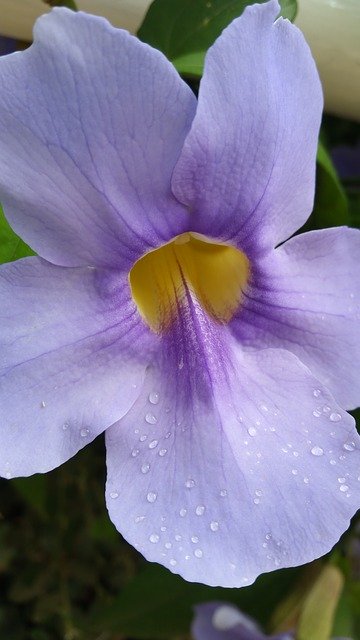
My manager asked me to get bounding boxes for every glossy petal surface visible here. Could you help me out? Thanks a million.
[172,0,322,254]
[0,257,155,477]
[106,297,360,587]
[233,227,360,409]
[0,9,196,269]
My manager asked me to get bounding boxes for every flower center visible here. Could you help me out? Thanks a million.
[129,232,250,333]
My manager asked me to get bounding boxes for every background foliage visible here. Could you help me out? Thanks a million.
[0,0,359,638]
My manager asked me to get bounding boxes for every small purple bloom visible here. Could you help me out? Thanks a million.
[0,0,359,587]
[191,602,352,640]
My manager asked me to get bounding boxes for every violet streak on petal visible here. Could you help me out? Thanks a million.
[105,290,360,587]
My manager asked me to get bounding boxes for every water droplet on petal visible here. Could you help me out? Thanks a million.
[149,439,158,449]
[210,521,219,531]
[311,446,324,456]
[220,489,227,497]
[147,492,157,503]
[330,412,342,423]
[195,505,205,516]
[149,533,159,543]
[179,508,187,517]
[40,400,46,408]
[141,463,150,474]
[194,548,203,558]
[169,559,177,566]
[175,534,182,542]
[340,484,349,492]
[191,535,199,543]
[149,392,159,405]
[135,515,145,523]
[159,448,167,457]
[253,498,260,504]
[313,389,321,398]
[140,435,147,442]
[109,491,119,499]
[132,448,140,457]
[145,413,157,425]
[248,426,257,437]
[344,441,355,452]
[185,479,195,488]
[80,428,89,438]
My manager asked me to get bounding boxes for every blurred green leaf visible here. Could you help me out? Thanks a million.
[42,0,78,10]
[0,204,34,264]
[138,0,297,74]
[297,565,344,640]
[89,562,300,639]
[11,476,48,519]
[301,142,349,233]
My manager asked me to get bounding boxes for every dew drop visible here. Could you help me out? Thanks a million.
[191,535,199,543]
[149,439,158,449]
[149,392,159,405]
[311,446,324,456]
[62,422,69,431]
[254,498,260,505]
[139,435,147,442]
[248,426,257,437]
[194,548,203,558]
[135,515,145,523]
[179,508,187,517]
[40,400,46,408]
[165,542,172,549]
[344,442,355,452]
[109,491,119,499]
[291,469,298,475]
[147,491,157,503]
[220,489,227,497]
[195,505,205,516]
[313,389,321,398]
[340,484,349,492]
[265,533,272,540]
[131,448,140,458]
[330,459,336,465]
[304,477,310,484]
[160,526,167,532]
[312,409,322,418]
[210,521,219,531]
[169,559,177,566]
[5,471,11,479]
[80,428,89,438]
[185,478,196,488]
[322,405,331,414]
[338,477,346,483]
[145,413,157,425]
[255,489,262,497]
[175,534,182,542]
[149,533,159,543]
[330,412,342,423]
[159,449,167,457]
[141,463,150,474]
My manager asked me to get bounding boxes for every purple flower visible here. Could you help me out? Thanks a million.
[191,603,352,640]
[0,0,359,587]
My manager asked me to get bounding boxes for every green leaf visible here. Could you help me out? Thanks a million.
[138,0,297,73]
[297,565,344,640]
[42,0,78,9]
[301,142,349,233]
[88,562,300,639]
[0,204,34,264]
